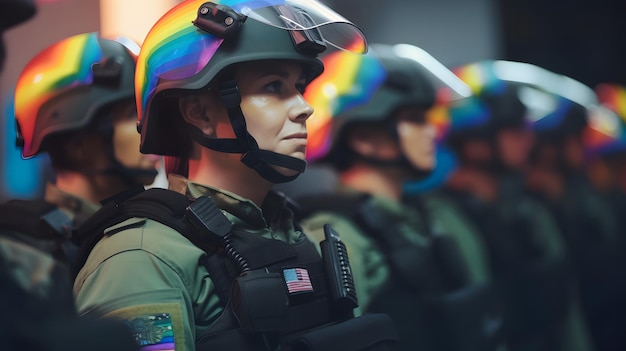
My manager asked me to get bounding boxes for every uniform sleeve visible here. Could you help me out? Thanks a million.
[74,218,221,351]
[301,212,390,315]
[424,194,492,284]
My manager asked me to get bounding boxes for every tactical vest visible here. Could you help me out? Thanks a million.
[73,187,398,351]
[0,199,77,265]
[298,193,504,351]
[443,187,572,345]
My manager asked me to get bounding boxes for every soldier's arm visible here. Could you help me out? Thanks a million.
[74,218,220,351]
[301,212,390,316]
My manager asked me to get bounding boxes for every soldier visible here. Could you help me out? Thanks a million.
[1,32,160,268]
[0,1,140,350]
[441,60,594,351]
[295,43,506,351]
[527,80,623,350]
[72,1,397,350]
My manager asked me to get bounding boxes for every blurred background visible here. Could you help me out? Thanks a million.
[1,0,625,201]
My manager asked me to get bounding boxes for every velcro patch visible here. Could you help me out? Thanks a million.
[105,302,184,351]
[128,313,175,350]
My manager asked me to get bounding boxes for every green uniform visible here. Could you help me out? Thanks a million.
[74,174,306,351]
[441,175,595,351]
[528,175,624,351]
[301,187,427,315]
[0,188,138,351]
[417,190,492,285]
[300,186,505,351]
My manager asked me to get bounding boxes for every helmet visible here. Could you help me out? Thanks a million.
[137,0,367,183]
[583,83,626,156]
[304,42,471,163]
[445,60,597,141]
[15,32,137,158]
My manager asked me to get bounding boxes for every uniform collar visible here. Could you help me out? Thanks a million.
[43,183,101,226]
[167,174,296,231]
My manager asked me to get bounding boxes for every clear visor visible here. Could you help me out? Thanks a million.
[492,60,598,108]
[236,0,367,53]
[517,85,559,123]
[392,44,472,102]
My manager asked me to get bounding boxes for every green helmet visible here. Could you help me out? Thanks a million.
[14,32,137,158]
[136,0,367,183]
[14,32,157,182]
[304,43,470,168]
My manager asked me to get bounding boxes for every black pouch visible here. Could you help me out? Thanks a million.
[291,313,398,351]
[231,270,289,333]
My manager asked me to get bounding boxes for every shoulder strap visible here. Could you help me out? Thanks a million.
[0,199,72,239]
[0,199,76,263]
[72,187,194,277]
[299,192,439,293]
[296,192,371,223]
[298,192,416,253]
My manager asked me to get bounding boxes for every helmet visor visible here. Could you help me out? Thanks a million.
[240,0,367,53]
[392,44,471,103]
[136,0,366,123]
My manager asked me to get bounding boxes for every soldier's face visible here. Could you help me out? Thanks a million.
[234,60,313,175]
[111,100,160,184]
[395,107,437,171]
[497,127,534,171]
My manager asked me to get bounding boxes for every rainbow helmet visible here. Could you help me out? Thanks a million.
[14,32,138,158]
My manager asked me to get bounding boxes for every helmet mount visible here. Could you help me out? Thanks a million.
[193,2,247,39]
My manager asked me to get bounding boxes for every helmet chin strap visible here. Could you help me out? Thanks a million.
[354,120,433,179]
[189,80,306,184]
[100,161,159,186]
[87,115,159,187]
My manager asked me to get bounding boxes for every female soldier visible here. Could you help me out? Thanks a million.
[73,1,396,351]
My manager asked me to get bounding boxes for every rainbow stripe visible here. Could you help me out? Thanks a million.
[303,49,386,161]
[14,32,102,157]
[584,84,626,155]
[440,62,503,135]
[135,0,367,128]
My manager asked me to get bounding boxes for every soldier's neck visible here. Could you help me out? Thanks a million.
[54,171,126,205]
[339,164,404,202]
[187,148,273,206]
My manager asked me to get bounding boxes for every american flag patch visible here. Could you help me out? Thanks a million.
[283,267,314,294]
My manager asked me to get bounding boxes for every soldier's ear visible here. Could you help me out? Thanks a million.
[179,94,216,137]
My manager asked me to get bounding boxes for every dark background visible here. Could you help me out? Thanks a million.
[498,0,626,88]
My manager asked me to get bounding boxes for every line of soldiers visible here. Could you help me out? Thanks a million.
[1,0,625,351]
[279,48,626,351]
